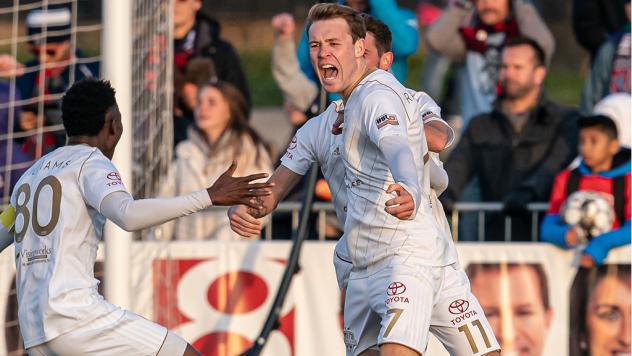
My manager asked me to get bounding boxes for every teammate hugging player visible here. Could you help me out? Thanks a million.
[306,4,499,356]
[230,4,499,355]
[0,79,273,356]
[230,10,451,304]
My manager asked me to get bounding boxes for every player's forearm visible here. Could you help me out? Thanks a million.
[380,135,422,214]
[100,190,213,232]
[247,194,277,219]
[425,120,454,153]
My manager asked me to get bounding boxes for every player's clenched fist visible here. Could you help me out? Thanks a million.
[385,183,415,220]
[207,161,274,209]
[271,12,295,40]
[228,205,263,238]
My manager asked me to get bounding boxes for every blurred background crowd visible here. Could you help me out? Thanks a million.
[0,0,629,266]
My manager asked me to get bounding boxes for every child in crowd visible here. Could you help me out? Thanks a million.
[541,115,630,267]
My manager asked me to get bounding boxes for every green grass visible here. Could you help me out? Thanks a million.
[543,69,584,107]
[240,50,284,107]
[241,50,584,108]
[404,53,425,91]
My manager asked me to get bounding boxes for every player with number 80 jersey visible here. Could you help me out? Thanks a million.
[12,145,128,347]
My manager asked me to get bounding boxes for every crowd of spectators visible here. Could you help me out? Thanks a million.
[0,1,629,258]
[441,36,580,242]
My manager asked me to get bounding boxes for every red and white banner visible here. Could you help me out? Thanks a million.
[0,242,629,355]
[130,241,344,356]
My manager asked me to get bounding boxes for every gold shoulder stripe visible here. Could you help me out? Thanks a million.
[1,205,15,231]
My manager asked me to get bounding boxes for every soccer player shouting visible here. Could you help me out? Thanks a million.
[230,14,451,286]
[307,4,499,356]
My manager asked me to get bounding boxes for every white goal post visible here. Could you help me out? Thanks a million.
[102,0,174,309]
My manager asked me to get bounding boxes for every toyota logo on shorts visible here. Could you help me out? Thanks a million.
[448,299,470,314]
[387,282,406,296]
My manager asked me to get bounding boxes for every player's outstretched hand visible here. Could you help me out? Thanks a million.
[207,161,274,209]
[385,183,415,220]
[228,205,262,238]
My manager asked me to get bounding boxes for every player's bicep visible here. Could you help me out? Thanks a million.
[281,115,326,174]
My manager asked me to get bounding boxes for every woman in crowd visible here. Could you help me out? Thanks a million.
[161,80,273,240]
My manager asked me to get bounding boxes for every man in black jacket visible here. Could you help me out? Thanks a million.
[441,36,579,242]
[572,0,628,61]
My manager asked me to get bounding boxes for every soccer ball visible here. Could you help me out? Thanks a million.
[560,191,615,238]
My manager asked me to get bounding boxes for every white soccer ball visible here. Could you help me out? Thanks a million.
[561,191,615,238]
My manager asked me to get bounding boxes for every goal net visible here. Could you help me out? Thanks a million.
[0,1,173,354]
[130,0,173,205]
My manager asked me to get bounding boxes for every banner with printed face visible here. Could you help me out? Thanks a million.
[0,242,629,356]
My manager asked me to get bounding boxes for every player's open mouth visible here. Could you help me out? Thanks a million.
[320,64,339,81]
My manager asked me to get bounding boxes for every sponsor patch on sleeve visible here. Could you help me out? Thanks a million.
[376,114,399,129]
[284,136,298,160]
[421,110,441,122]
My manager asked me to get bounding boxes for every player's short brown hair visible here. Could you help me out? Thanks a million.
[306,3,366,43]
[362,14,392,57]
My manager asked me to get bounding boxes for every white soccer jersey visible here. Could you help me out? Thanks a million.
[281,100,351,264]
[10,145,128,348]
[342,69,456,269]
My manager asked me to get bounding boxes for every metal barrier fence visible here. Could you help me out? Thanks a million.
[232,201,550,242]
[448,202,549,242]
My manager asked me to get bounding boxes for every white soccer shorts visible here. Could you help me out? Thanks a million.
[334,250,354,290]
[27,309,188,356]
[344,260,500,356]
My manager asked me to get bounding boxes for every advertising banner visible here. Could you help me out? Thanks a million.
[0,242,629,355]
